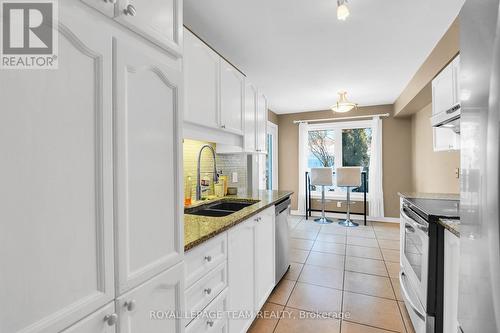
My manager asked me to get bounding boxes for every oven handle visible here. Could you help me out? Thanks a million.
[400,208,428,233]
[399,271,426,321]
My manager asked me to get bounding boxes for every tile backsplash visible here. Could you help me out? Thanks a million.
[183,139,247,201]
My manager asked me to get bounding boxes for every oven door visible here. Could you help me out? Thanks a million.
[400,205,429,311]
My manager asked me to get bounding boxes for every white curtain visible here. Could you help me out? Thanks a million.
[369,116,384,218]
[298,122,309,215]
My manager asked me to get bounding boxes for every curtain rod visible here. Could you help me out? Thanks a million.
[293,113,390,124]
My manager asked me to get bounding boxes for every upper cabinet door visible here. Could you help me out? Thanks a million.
[115,0,182,56]
[220,58,244,134]
[256,94,267,153]
[116,262,185,333]
[0,18,115,333]
[432,63,455,115]
[244,83,258,152]
[114,37,183,295]
[184,29,220,129]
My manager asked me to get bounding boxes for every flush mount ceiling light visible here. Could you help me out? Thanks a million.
[337,0,350,21]
[331,91,357,113]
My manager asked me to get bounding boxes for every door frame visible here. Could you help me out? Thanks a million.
[267,121,278,190]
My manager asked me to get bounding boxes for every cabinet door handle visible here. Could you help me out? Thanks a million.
[204,288,212,295]
[124,4,136,16]
[104,313,118,326]
[124,299,136,311]
[204,255,212,262]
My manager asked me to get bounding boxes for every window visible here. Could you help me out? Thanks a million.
[307,121,372,196]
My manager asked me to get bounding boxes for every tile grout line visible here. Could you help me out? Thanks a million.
[375,228,408,333]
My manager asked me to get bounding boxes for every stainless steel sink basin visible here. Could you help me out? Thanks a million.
[185,200,260,217]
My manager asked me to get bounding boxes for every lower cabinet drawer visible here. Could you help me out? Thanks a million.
[185,233,227,287]
[185,262,227,324]
[186,288,229,333]
[61,302,117,333]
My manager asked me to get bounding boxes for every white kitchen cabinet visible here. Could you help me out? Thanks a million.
[244,83,258,152]
[254,208,276,311]
[432,55,460,151]
[256,94,268,153]
[184,28,220,129]
[227,219,257,333]
[115,0,183,56]
[443,230,460,333]
[116,262,185,333]
[186,289,229,333]
[114,37,184,294]
[61,303,117,333]
[0,14,115,333]
[220,58,245,134]
[80,0,116,17]
[82,0,182,56]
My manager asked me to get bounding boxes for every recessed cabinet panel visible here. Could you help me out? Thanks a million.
[228,220,256,333]
[184,29,220,129]
[61,303,117,333]
[117,262,185,333]
[114,38,183,294]
[115,0,182,56]
[254,209,275,311]
[220,59,244,134]
[432,64,454,116]
[0,22,114,333]
[244,83,257,152]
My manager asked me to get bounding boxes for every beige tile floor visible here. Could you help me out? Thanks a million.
[248,215,416,333]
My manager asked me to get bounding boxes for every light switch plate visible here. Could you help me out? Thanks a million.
[337,202,342,208]
[232,172,238,183]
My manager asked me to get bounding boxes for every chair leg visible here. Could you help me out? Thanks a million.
[314,185,332,224]
[338,186,359,227]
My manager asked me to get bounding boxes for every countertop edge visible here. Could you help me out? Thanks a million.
[398,192,460,201]
[184,191,293,251]
[438,218,460,237]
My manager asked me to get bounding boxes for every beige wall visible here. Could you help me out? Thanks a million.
[268,110,279,125]
[277,105,413,218]
[411,104,460,193]
[394,18,459,116]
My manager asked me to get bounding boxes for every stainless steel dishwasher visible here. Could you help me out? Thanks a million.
[275,197,291,283]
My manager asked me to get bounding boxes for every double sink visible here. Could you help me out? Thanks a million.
[185,199,260,217]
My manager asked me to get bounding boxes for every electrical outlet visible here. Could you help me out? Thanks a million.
[337,202,342,208]
[232,172,238,183]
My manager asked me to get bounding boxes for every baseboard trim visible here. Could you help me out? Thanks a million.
[290,210,400,223]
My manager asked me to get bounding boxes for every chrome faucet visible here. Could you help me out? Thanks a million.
[196,144,219,200]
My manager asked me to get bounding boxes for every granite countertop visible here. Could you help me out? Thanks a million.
[398,192,460,201]
[439,218,460,237]
[184,190,293,251]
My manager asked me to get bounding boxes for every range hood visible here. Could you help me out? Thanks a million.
[431,103,461,133]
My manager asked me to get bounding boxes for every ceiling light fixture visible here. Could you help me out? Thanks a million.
[337,0,350,21]
[331,91,357,113]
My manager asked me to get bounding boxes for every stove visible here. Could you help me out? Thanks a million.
[404,198,460,221]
